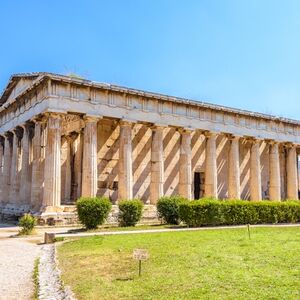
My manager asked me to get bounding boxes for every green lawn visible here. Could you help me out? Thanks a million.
[57,227,300,300]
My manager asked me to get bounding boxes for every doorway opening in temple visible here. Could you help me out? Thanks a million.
[194,172,205,199]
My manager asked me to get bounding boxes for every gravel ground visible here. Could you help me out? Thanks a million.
[0,224,40,300]
[38,244,74,300]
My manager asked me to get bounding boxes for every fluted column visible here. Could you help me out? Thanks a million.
[19,125,32,205]
[250,140,262,201]
[71,132,83,201]
[43,113,62,209]
[228,136,241,199]
[205,132,218,199]
[0,137,3,174]
[2,134,12,204]
[118,121,133,200]
[9,129,21,205]
[30,121,43,210]
[178,129,192,199]
[150,125,164,204]
[82,117,98,197]
[287,145,298,200]
[269,142,281,201]
[0,137,4,205]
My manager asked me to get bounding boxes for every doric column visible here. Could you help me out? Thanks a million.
[0,136,4,205]
[269,142,281,201]
[205,132,218,199]
[118,120,133,200]
[150,125,164,204]
[43,113,62,209]
[19,125,32,205]
[9,129,21,205]
[286,145,298,199]
[71,132,83,201]
[0,137,3,174]
[250,139,262,201]
[82,117,98,197]
[228,136,241,199]
[178,129,192,199]
[30,121,43,210]
[2,133,12,204]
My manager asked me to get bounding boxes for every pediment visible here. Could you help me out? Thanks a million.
[0,73,41,106]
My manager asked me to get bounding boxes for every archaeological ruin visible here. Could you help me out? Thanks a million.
[0,72,299,223]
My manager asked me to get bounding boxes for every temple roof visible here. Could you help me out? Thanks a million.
[0,72,299,126]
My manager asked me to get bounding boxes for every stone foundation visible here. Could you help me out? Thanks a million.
[0,204,159,226]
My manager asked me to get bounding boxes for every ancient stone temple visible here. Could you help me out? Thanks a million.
[0,73,299,223]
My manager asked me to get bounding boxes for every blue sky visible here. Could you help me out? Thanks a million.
[0,0,300,119]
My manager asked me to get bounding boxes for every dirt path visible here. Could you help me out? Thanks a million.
[0,224,40,300]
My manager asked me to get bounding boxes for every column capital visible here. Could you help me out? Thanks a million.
[44,112,65,120]
[265,139,279,145]
[245,136,261,144]
[226,134,241,141]
[31,115,48,124]
[178,127,193,135]
[83,115,101,123]
[151,124,166,131]
[119,119,134,127]
[12,127,23,139]
[4,131,13,140]
[204,131,218,138]
[284,142,296,149]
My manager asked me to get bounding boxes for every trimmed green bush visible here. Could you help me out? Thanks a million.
[179,199,300,227]
[118,199,144,226]
[19,213,37,235]
[76,197,112,229]
[157,196,187,225]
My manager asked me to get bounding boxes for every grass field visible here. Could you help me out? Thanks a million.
[57,227,300,300]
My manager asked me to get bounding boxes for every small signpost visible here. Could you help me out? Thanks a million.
[247,224,251,239]
[133,249,149,276]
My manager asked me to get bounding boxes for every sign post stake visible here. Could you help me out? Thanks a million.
[133,249,149,277]
[139,260,142,276]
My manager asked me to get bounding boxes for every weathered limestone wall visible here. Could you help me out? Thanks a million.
[163,128,180,197]
[240,139,250,199]
[97,119,119,203]
[261,142,270,199]
[132,124,151,202]
[217,135,230,199]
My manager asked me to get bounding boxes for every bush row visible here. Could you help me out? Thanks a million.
[157,197,300,226]
[76,197,143,229]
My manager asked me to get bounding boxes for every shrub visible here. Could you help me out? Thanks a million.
[118,199,144,227]
[19,213,37,235]
[157,196,187,225]
[76,197,112,229]
[179,199,300,227]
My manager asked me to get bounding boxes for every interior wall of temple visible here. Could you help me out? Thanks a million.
[97,119,119,203]
[260,141,270,199]
[57,117,294,205]
[240,140,251,199]
[280,147,287,199]
[163,128,180,198]
[216,135,230,199]
[132,124,151,202]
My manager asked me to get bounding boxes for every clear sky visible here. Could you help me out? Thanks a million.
[0,0,300,119]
